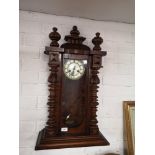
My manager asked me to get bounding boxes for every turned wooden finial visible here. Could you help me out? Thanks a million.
[70,26,80,36]
[92,32,103,51]
[49,27,61,47]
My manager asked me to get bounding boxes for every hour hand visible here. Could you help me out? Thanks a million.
[71,70,75,76]
[71,66,76,76]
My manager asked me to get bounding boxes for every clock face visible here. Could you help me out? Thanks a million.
[64,60,85,80]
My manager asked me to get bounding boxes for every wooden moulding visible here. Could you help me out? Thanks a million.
[35,129,109,150]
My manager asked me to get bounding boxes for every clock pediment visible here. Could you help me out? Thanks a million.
[61,26,90,51]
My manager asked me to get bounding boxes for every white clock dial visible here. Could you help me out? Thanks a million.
[64,60,85,80]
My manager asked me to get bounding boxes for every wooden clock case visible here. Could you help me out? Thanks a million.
[35,26,109,150]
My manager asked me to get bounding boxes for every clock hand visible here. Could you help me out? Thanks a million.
[71,66,76,76]
[73,66,76,71]
[71,70,74,76]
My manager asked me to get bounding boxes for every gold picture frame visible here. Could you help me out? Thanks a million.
[123,101,135,155]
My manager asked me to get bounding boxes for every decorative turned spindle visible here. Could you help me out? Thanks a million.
[89,33,104,135]
[45,27,61,137]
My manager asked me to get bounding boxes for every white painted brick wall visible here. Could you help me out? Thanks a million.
[19,10,135,155]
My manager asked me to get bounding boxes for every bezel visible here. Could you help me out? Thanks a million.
[63,59,85,80]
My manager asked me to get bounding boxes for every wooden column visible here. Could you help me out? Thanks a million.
[44,27,61,137]
[89,32,106,135]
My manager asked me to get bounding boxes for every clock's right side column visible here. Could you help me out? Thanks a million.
[89,32,107,135]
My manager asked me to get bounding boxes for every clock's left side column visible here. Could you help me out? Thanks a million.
[35,27,64,150]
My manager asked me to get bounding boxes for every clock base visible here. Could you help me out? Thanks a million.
[35,129,109,150]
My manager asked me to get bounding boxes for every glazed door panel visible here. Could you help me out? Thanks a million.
[60,54,89,135]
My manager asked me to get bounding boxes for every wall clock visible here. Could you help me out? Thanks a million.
[35,26,109,150]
